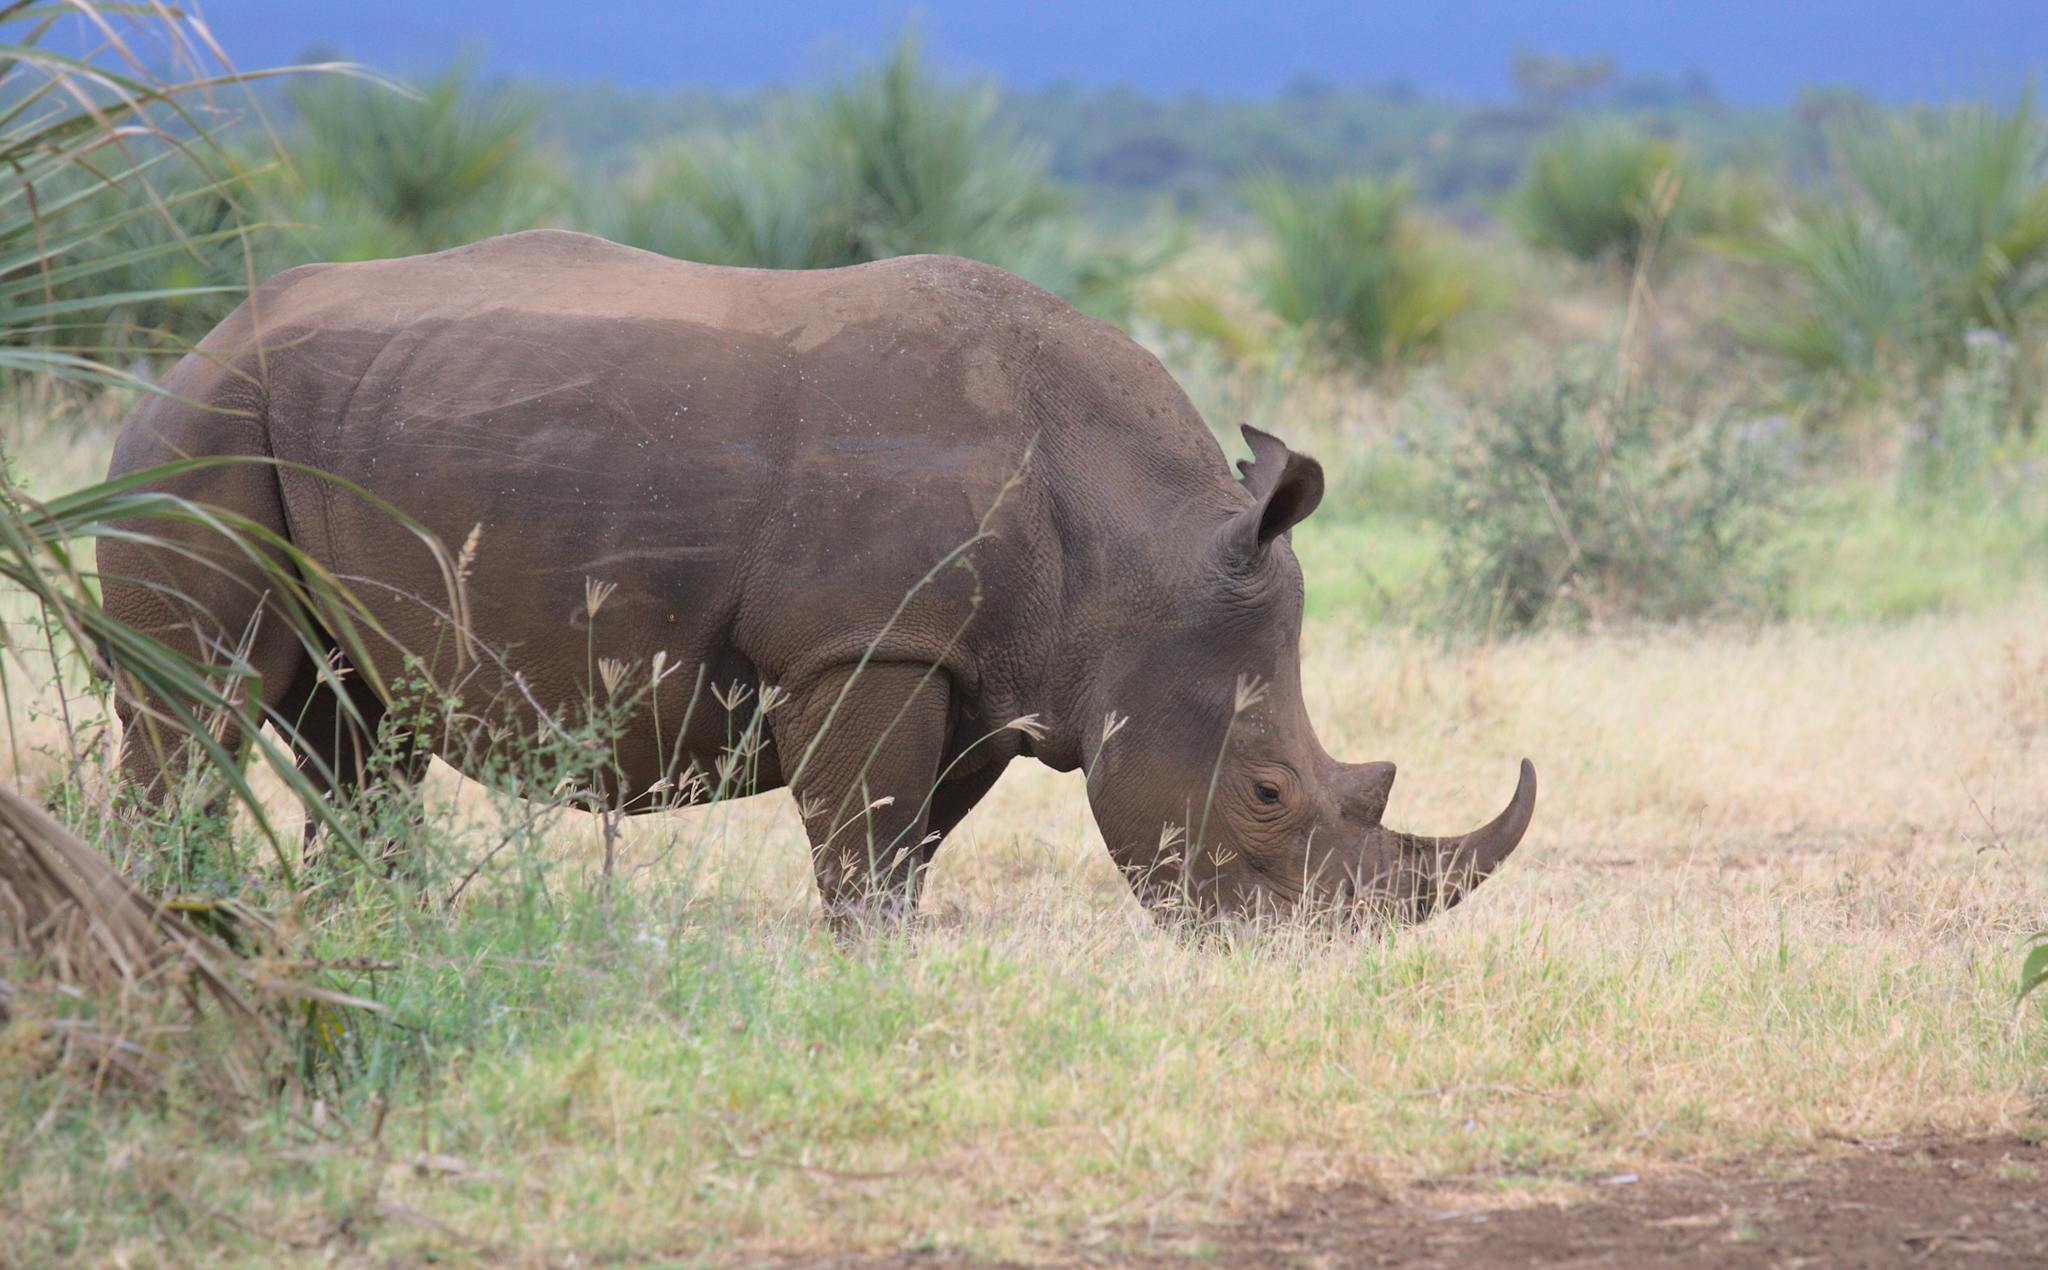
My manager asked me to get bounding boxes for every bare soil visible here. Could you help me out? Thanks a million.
[1150,1138,2048,1268]
[837,1138,2048,1267]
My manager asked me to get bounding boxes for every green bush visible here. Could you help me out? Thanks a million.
[606,132,834,270]
[1510,126,1691,267]
[1725,95,2048,408]
[1900,330,2023,500]
[602,32,1151,316]
[813,32,1066,265]
[1435,364,1790,631]
[1247,176,1474,370]
[283,64,559,258]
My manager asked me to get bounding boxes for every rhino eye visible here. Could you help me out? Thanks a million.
[1253,781,1282,805]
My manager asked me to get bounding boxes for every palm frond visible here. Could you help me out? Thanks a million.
[1720,92,2048,403]
[0,1,416,1103]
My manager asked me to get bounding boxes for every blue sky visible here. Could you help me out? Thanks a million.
[186,0,2045,103]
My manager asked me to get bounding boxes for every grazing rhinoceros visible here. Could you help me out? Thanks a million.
[103,229,1533,921]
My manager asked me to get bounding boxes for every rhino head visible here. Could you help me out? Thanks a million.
[1079,425,1535,924]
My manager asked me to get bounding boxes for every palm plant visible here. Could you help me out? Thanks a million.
[285,62,554,257]
[1725,94,2048,406]
[816,31,1066,265]
[0,2,413,1096]
[1833,96,2048,342]
[1726,201,1927,384]
[1247,175,1474,370]
[0,37,281,380]
[609,132,839,269]
[36,148,283,360]
[1511,125,1691,267]
[603,31,1151,316]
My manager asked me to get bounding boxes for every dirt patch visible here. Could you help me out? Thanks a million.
[1138,1138,2048,1268]
[825,1138,2048,1267]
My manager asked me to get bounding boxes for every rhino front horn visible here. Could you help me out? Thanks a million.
[1367,759,1536,918]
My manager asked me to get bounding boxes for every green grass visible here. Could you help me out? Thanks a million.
[1288,441,2048,629]
[8,802,2042,1262]
[1284,479,2048,631]
[1777,479,2048,621]
[10,434,2048,1257]
[1294,511,1439,623]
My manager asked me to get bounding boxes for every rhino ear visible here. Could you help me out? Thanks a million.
[1229,424,1324,555]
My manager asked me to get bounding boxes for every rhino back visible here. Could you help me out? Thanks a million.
[228,232,1178,719]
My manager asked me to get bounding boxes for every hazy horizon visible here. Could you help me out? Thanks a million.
[184,0,2044,105]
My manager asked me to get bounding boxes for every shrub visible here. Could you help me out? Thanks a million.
[1725,95,2048,410]
[1247,176,1474,370]
[284,63,558,257]
[602,32,1151,316]
[1511,126,1690,267]
[1899,329,2023,501]
[607,132,836,270]
[813,31,1066,265]
[1434,363,1790,631]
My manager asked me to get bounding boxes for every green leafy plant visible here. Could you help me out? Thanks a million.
[0,1,427,1099]
[284,62,557,257]
[817,30,1065,264]
[1511,125,1693,267]
[1247,175,1474,371]
[601,31,1152,317]
[0,20,312,383]
[607,131,835,270]
[1434,363,1791,631]
[2024,930,2048,1002]
[31,149,288,362]
[1724,94,2048,410]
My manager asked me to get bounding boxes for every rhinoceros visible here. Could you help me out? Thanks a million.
[103,229,1533,922]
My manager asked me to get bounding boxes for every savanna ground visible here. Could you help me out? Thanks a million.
[6,23,2048,1261]
[6,258,2048,1262]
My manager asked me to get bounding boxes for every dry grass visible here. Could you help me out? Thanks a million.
[4,398,2046,1263]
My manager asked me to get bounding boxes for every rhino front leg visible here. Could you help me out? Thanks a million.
[773,662,952,922]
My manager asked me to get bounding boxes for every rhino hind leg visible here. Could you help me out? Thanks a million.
[276,654,430,866]
[105,438,314,819]
[772,662,956,921]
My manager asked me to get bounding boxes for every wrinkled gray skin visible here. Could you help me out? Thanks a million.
[103,230,1534,922]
